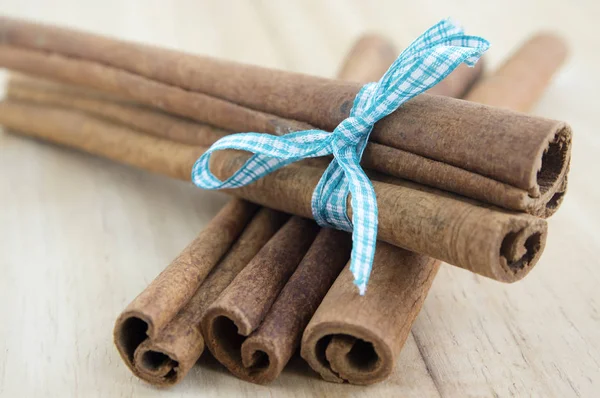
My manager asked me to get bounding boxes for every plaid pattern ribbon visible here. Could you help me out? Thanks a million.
[192,19,489,294]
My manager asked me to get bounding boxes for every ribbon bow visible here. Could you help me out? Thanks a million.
[192,19,489,294]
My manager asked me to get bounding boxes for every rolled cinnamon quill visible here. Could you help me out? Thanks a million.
[0,100,548,283]
[114,199,259,385]
[302,243,440,384]
[0,17,572,216]
[464,33,570,216]
[6,78,229,146]
[233,228,351,383]
[8,72,136,103]
[201,217,319,379]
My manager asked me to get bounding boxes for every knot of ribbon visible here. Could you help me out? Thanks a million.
[191,19,489,294]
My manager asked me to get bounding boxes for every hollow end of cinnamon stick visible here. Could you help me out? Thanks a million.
[200,217,320,383]
[531,122,571,200]
[223,228,352,384]
[114,311,196,386]
[202,309,256,373]
[133,341,184,385]
[201,310,286,384]
[543,174,568,216]
[302,324,394,385]
[300,246,440,385]
[114,311,155,365]
[496,218,548,282]
[239,337,282,384]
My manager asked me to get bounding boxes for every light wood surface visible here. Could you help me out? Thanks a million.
[1,1,599,397]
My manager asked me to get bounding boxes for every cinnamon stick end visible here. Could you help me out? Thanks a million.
[201,307,284,384]
[531,122,572,198]
[114,311,154,365]
[240,337,283,384]
[301,322,394,385]
[114,311,204,386]
[497,218,548,282]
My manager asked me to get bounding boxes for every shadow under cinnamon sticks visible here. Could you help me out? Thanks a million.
[0,16,572,217]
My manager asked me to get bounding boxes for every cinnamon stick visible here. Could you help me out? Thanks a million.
[301,243,440,384]
[464,33,570,216]
[201,216,320,379]
[0,100,203,181]
[9,72,135,103]
[7,78,229,146]
[300,32,570,385]
[0,100,549,283]
[465,33,569,111]
[113,199,259,384]
[0,17,572,216]
[336,34,397,83]
[233,228,351,383]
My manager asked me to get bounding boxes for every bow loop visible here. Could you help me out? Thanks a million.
[191,19,489,294]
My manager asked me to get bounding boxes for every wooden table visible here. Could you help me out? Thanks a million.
[1,1,599,397]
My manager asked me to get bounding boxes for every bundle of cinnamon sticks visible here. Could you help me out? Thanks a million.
[0,17,571,386]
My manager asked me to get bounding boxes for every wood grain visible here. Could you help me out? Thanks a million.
[0,1,599,397]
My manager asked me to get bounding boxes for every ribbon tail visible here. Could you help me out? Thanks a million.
[335,153,378,295]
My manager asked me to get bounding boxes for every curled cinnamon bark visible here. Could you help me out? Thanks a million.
[0,17,571,215]
[201,217,320,380]
[113,199,258,385]
[0,100,203,181]
[464,33,570,217]
[203,227,351,384]
[301,243,440,384]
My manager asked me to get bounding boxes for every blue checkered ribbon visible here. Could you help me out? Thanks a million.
[192,19,489,294]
